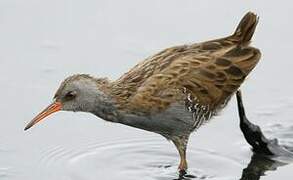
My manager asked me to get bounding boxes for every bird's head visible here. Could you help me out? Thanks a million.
[24,74,110,131]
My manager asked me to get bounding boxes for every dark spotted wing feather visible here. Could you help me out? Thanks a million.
[124,45,260,112]
[111,12,261,127]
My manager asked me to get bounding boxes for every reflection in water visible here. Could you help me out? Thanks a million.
[240,154,285,180]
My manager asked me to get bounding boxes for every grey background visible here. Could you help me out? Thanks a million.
[0,0,292,179]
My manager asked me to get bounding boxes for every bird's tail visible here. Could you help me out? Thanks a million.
[231,12,259,44]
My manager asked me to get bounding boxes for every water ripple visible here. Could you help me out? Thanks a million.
[35,137,243,180]
[0,167,14,179]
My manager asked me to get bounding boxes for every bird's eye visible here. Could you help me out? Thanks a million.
[64,91,77,100]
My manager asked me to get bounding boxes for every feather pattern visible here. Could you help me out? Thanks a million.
[26,12,263,172]
[110,12,261,131]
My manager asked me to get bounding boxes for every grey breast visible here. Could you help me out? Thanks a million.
[120,101,212,138]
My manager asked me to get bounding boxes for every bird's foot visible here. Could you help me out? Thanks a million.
[179,169,187,177]
[178,162,189,178]
[177,169,196,180]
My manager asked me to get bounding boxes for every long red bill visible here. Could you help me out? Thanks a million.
[24,101,62,131]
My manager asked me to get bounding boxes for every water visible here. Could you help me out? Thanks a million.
[1,0,293,179]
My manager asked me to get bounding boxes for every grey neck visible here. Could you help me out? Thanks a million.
[89,93,120,123]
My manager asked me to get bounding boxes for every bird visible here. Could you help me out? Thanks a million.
[24,12,261,174]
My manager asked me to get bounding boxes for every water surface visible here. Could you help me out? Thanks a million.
[1,0,293,179]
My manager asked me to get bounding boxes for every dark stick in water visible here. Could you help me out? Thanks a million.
[236,90,292,156]
[236,90,293,180]
[236,90,274,155]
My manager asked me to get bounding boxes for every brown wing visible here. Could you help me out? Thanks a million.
[121,45,260,113]
[112,40,238,106]
[111,45,190,106]
[111,12,261,113]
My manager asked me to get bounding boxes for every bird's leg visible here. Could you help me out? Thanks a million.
[172,136,189,175]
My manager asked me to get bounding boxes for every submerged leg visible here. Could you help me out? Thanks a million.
[172,136,189,175]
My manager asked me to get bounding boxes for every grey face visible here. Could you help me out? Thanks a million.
[24,74,111,131]
[54,77,101,113]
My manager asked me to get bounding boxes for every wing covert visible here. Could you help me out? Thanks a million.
[127,45,261,114]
